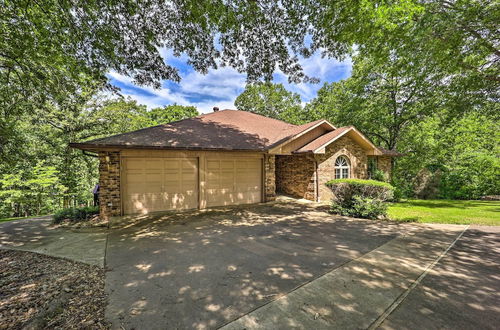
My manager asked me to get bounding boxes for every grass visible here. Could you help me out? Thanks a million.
[0,215,41,223]
[388,199,500,226]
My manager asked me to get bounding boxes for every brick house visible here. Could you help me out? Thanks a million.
[70,109,400,220]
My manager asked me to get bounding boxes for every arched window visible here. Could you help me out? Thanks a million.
[334,156,350,179]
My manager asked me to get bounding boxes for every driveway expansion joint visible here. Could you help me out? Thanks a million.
[368,224,470,329]
[220,224,468,330]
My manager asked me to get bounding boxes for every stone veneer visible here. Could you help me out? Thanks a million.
[98,151,121,220]
[377,156,392,179]
[275,135,372,203]
[275,154,316,200]
[264,155,276,201]
[315,135,369,202]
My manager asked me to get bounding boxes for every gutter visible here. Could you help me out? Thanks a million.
[82,150,99,158]
[69,142,268,153]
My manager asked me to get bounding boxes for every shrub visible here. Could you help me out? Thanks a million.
[326,179,394,219]
[53,206,99,224]
[391,186,404,202]
[371,168,388,182]
[331,196,388,219]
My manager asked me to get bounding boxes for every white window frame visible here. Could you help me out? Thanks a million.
[334,155,350,179]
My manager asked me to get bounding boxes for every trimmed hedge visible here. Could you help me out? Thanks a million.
[326,178,393,189]
[53,206,99,224]
[326,179,394,219]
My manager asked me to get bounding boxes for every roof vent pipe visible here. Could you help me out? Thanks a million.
[213,107,219,112]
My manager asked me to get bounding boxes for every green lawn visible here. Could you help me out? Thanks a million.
[0,216,39,223]
[388,200,500,226]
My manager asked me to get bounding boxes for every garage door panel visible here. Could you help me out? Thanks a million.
[145,173,161,181]
[182,159,197,169]
[164,172,180,180]
[164,159,180,167]
[181,183,197,191]
[145,185,163,194]
[181,171,197,179]
[123,157,198,214]
[126,176,144,185]
[221,160,234,169]
[206,158,262,207]
[164,185,182,194]
[207,160,220,169]
[145,159,163,169]
[126,159,144,169]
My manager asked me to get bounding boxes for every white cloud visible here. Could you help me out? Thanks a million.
[108,50,352,114]
[274,52,352,101]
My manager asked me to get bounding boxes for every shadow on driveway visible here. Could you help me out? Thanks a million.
[0,216,107,267]
[105,202,417,329]
[380,226,500,330]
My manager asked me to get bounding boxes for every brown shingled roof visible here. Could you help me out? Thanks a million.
[378,148,404,157]
[70,110,330,151]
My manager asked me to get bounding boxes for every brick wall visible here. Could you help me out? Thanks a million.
[315,135,369,202]
[264,155,276,201]
[275,154,316,200]
[98,151,121,220]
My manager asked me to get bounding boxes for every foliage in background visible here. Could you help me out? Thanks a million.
[235,82,307,124]
[148,104,199,125]
[0,96,199,218]
[306,52,444,150]
[326,179,394,219]
[0,163,65,217]
[394,113,500,199]
[307,45,499,199]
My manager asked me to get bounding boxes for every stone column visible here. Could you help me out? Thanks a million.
[98,151,121,220]
[264,154,276,202]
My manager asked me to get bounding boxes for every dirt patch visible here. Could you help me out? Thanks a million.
[0,250,108,329]
[53,214,109,229]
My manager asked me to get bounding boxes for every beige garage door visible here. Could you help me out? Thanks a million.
[122,158,198,214]
[206,158,262,207]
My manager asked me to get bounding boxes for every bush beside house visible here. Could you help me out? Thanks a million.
[326,179,394,219]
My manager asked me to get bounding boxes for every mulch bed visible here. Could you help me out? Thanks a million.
[0,250,108,329]
[54,215,109,229]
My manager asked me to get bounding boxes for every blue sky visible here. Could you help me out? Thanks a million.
[108,49,352,114]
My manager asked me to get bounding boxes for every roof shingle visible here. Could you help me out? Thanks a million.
[378,148,404,157]
[71,110,328,151]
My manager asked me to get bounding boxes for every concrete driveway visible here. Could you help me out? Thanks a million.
[103,202,456,329]
[1,203,498,329]
[0,216,107,266]
[379,225,500,330]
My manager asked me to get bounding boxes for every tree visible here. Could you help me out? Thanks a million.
[2,0,496,108]
[147,105,199,125]
[307,50,499,199]
[394,113,500,199]
[0,162,65,217]
[0,95,163,216]
[0,1,316,156]
[91,98,151,135]
[235,82,306,124]
[2,0,497,156]
[307,54,443,150]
